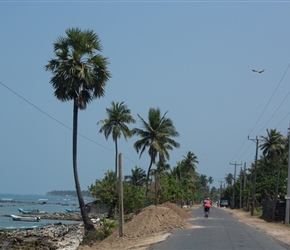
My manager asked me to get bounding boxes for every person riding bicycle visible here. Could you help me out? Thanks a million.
[203,198,211,216]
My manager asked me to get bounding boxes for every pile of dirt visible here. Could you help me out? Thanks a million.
[159,202,193,220]
[78,203,194,250]
[121,204,193,238]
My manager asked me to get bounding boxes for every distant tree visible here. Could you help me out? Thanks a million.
[124,166,146,187]
[88,171,117,218]
[132,108,180,196]
[259,129,286,220]
[208,176,214,194]
[181,151,199,175]
[99,101,136,179]
[45,27,111,234]
[225,173,233,187]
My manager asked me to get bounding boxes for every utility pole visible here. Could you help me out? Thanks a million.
[285,124,290,224]
[239,167,242,208]
[243,162,247,208]
[248,136,261,216]
[230,162,242,209]
[118,153,124,237]
[218,180,224,207]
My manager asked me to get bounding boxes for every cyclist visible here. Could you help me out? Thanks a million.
[203,198,211,217]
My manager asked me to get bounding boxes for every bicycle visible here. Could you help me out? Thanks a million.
[204,207,210,218]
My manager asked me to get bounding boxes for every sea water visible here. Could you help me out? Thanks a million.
[0,193,93,230]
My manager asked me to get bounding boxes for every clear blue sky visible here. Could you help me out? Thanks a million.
[1,1,290,195]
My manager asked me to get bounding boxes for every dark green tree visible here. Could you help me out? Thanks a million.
[259,129,286,220]
[124,166,146,187]
[45,27,111,233]
[88,171,117,218]
[181,151,199,176]
[225,173,233,187]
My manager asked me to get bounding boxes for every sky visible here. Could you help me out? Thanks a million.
[1,0,290,195]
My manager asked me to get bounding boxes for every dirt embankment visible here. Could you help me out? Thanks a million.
[78,202,194,250]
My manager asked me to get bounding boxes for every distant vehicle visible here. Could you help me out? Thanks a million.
[219,198,229,208]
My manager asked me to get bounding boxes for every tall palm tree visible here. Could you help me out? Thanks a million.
[132,108,180,196]
[208,176,214,193]
[171,161,183,182]
[259,129,286,220]
[45,28,111,234]
[124,166,146,187]
[225,173,233,187]
[99,101,136,179]
[181,151,199,179]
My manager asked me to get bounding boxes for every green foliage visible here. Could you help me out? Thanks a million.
[253,206,263,217]
[88,170,118,218]
[132,108,180,196]
[123,182,146,214]
[87,218,118,243]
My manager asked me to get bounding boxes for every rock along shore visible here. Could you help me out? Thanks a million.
[0,223,84,250]
[0,212,103,249]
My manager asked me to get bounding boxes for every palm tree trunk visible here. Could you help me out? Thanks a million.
[115,139,118,180]
[72,100,94,233]
[272,163,281,221]
[146,158,154,197]
[154,172,157,205]
[114,139,118,218]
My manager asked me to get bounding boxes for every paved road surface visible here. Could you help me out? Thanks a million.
[150,206,290,250]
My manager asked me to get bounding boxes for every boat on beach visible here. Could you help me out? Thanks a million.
[65,204,80,213]
[18,208,47,214]
[11,214,41,222]
[65,208,81,213]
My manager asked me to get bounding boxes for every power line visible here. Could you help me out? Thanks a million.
[257,82,290,135]
[0,81,114,152]
[231,64,290,165]
[0,80,150,170]
[249,63,290,136]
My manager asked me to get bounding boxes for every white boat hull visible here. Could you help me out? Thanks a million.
[11,215,41,222]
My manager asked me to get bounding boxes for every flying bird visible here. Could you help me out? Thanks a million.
[252,69,265,73]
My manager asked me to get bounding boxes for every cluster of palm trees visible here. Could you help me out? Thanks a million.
[97,103,212,210]
[223,129,288,220]
[44,28,214,236]
[45,28,218,236]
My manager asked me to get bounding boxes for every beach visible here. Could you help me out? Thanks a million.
[0,193,93,249]
[0,193,92,229]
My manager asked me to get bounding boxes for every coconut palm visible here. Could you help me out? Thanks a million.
[259,129,286,220]
[208,176,214,192]
[45,27,111,233]
[225,173,233,186]
[124,166,146,187]
[99,101,136,179]
[171,161,183,182]
[132,108,180,196]
[181,151,199,179]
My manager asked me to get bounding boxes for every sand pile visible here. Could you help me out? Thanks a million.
[79,202,194,249]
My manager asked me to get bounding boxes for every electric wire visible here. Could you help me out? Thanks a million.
[257,84,290,135]
[230,64,290,167]
[248,64,290,136]
[0,80,144,169]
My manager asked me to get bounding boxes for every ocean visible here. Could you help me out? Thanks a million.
[0,193,93,230]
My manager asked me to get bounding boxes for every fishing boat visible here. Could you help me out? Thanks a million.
[18,208,47,214]
[65,208,81,213]
[11,214,41,222]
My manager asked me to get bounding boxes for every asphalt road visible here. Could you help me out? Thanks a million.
[149,205,290,250]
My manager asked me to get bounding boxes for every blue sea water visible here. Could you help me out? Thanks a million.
[0,193,93,230]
